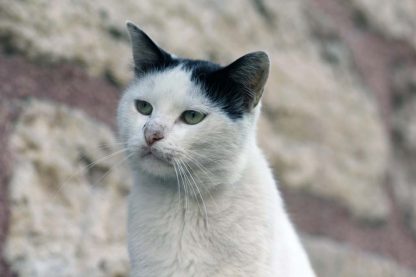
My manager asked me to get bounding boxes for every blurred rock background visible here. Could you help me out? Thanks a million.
[0,0,415,276]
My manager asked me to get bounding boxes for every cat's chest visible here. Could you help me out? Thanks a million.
[128,202,217,275]
[127,187,273,276]
[129,195,217,255]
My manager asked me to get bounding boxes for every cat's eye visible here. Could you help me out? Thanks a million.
[181,110,206,125]
[135,100,153,115]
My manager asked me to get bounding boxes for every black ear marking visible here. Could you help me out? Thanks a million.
[224,51,270,109]
[126,22,175,76]
[185,52,270,120]
[125,22,269,119]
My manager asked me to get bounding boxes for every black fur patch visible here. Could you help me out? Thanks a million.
[134,56,249,120]
[181,59,248,120]
[127,23,268,120]
[136,57,257,120]
[180,51,270,119]
[135,55,180,76]
[127,22,179,76]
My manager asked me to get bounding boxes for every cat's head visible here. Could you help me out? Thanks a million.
[118,22,269,188]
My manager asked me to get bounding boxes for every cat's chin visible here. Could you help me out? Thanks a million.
[142,151,171,164]
[137,154,176,178]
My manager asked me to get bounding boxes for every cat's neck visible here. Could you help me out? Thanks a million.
[128,142,280,231]
[132,149,270,226]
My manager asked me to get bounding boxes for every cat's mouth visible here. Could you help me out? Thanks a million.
[140,147,173,164]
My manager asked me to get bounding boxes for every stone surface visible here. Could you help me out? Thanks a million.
[5,100,131,277]
[4,0,416,275]
[258,57,389,220]
[347,0,416,50]
[311,0,416,239]
[0,0,390,221]
[0,100,15,277]
[392,155,416,237]
[0,54,121,276]
[304,235,416,277]
[2,53,416,275]
[391,64,416,237]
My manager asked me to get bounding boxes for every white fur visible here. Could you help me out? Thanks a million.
[118,65,316,276]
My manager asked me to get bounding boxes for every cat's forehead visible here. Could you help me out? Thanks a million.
[130,64,214,110]
[142,66,191,96]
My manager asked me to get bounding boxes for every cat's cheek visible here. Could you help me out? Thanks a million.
[131,116,146,142]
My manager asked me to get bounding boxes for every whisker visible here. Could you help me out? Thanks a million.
[172,162,182,214]
[178,160,208,248]
[180,159,209,228]
[178,159,203,220]
[88,152,133,200]
[180,153,218,209]
[83,148,128,170]
[187,151,222,163]
[183,154,216,179]
[178,159,200,212]
[51,147,128,202]
[175,160,188,218]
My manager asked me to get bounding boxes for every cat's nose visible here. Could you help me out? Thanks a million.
[145,131,164,146]
[144,127,165,146]
[143,120,166,146]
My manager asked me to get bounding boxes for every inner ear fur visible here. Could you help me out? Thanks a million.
[126,21,172,76]
[224,51,270,109]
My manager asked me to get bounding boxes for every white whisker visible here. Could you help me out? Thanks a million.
[180,152,218,209]
[180,159,209,228]
[175,160,188,218]
[172,162,182,214]
[178,159,200,214]
[51,147,128,202]
[89,152,133,200]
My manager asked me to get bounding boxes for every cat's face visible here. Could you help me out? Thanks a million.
[118,22,269,188]
[118,67,248,182]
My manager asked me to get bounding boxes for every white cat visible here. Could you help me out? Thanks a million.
[118,22,316,277]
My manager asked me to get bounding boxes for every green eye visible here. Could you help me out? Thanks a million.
[182,110,206,125]
[135,100,153,115]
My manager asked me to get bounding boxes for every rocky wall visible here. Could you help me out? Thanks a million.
[1,0,416,276]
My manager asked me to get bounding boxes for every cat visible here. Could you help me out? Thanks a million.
[117,21,316,277]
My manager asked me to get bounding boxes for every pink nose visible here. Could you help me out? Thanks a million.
[145,130,164,146]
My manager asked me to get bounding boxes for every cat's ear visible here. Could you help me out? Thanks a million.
[126,21,172,75]
[223,51,270,109]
